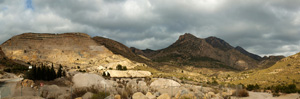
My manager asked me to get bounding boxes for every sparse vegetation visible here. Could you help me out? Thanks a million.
[246,84,260,91]
[91,91,110,99]
[267,84,298,94]
[116,64,127,70]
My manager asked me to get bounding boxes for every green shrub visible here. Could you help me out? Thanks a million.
[246,84,260,91]
[116,64,127,70]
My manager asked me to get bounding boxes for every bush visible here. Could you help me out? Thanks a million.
[232,89,249,97]
[91,91,110,99]
[116,64,127,70]
[271,84,297,93]
[246,84,260,91]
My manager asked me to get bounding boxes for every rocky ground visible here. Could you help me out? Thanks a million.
[0,72,230,99]
[0,70,299,99]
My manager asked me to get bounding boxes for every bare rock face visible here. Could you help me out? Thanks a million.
[107,70,151,78]
[0,33,142,69]
[150,78,180,88]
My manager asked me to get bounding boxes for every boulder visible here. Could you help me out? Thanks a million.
[154,92,161,97]
[114,94,121,99]
[157,93,170,99]
[82,92,93,99]
[126,80,138,92]
[150,78,180,88]
[132,92,148,99]
[72,73,107,88]
[21,79,35,87]
[138,81,149,92]
[41,85,66,99]
[107,70,151,78]
[206,92,215,98]
[58,93,71,99]
[146,92,156,99]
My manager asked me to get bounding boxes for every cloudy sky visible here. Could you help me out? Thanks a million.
[0,0,299,56]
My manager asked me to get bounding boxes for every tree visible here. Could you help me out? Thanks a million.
[50,64,56,80]
[57,65,63,78]
[116,64,123,70]
[37,66,41,80]
[122,66,127,70]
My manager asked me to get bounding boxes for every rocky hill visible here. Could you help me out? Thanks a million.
[258,55,285,68]
[133,33,260,70]
[0,47,5,59]
[233,52,300,88]
[92,36,148,64]
[0,33,144,69]
[235,46,262,61]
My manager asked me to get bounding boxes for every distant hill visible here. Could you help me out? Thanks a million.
[235,46,262,61]
[132,33,261,70]
[0,47,5,59]
[233,52,300,88]
[92,36,147,63]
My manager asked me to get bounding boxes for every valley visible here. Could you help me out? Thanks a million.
[0,32,299,99]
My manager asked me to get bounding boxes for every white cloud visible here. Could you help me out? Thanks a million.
[0,0,299,56]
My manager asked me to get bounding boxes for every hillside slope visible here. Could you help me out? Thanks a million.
[233,52,300,88]
[92,36,148,64]
[0,33,144,69]
[134,33,260,70]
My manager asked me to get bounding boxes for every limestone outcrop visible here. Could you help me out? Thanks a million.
[0,33,145,69]
[107,70,151,78]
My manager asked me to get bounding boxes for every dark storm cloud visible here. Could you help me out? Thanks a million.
[0,0,299,56]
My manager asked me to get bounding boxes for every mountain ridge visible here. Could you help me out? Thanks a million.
[133,33,260,70]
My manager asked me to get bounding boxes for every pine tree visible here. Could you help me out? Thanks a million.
[50,64,56,80]
[45,66,50,81]
[57,65,62,78]
[37,66,41,80]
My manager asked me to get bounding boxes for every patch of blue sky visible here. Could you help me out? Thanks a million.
[25,0,34,10]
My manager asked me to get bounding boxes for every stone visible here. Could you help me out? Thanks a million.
[21,79,35,87]
[107,70,151,78]
[82,92,93,99]
[138,81,149,93]
[58,93,71,99]
[132,92,148,99]
[157,93,170,99]
[114,94,121,99]
[105,95,114,99]
[206,92,215,98]
[40,85,66,99]
[150,78,180,88]
[180,93,196,99]
[146,92,156,99]
[72,73,107,88]
[154,92,161,97]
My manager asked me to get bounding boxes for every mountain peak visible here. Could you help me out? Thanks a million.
[178,33,198,41]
